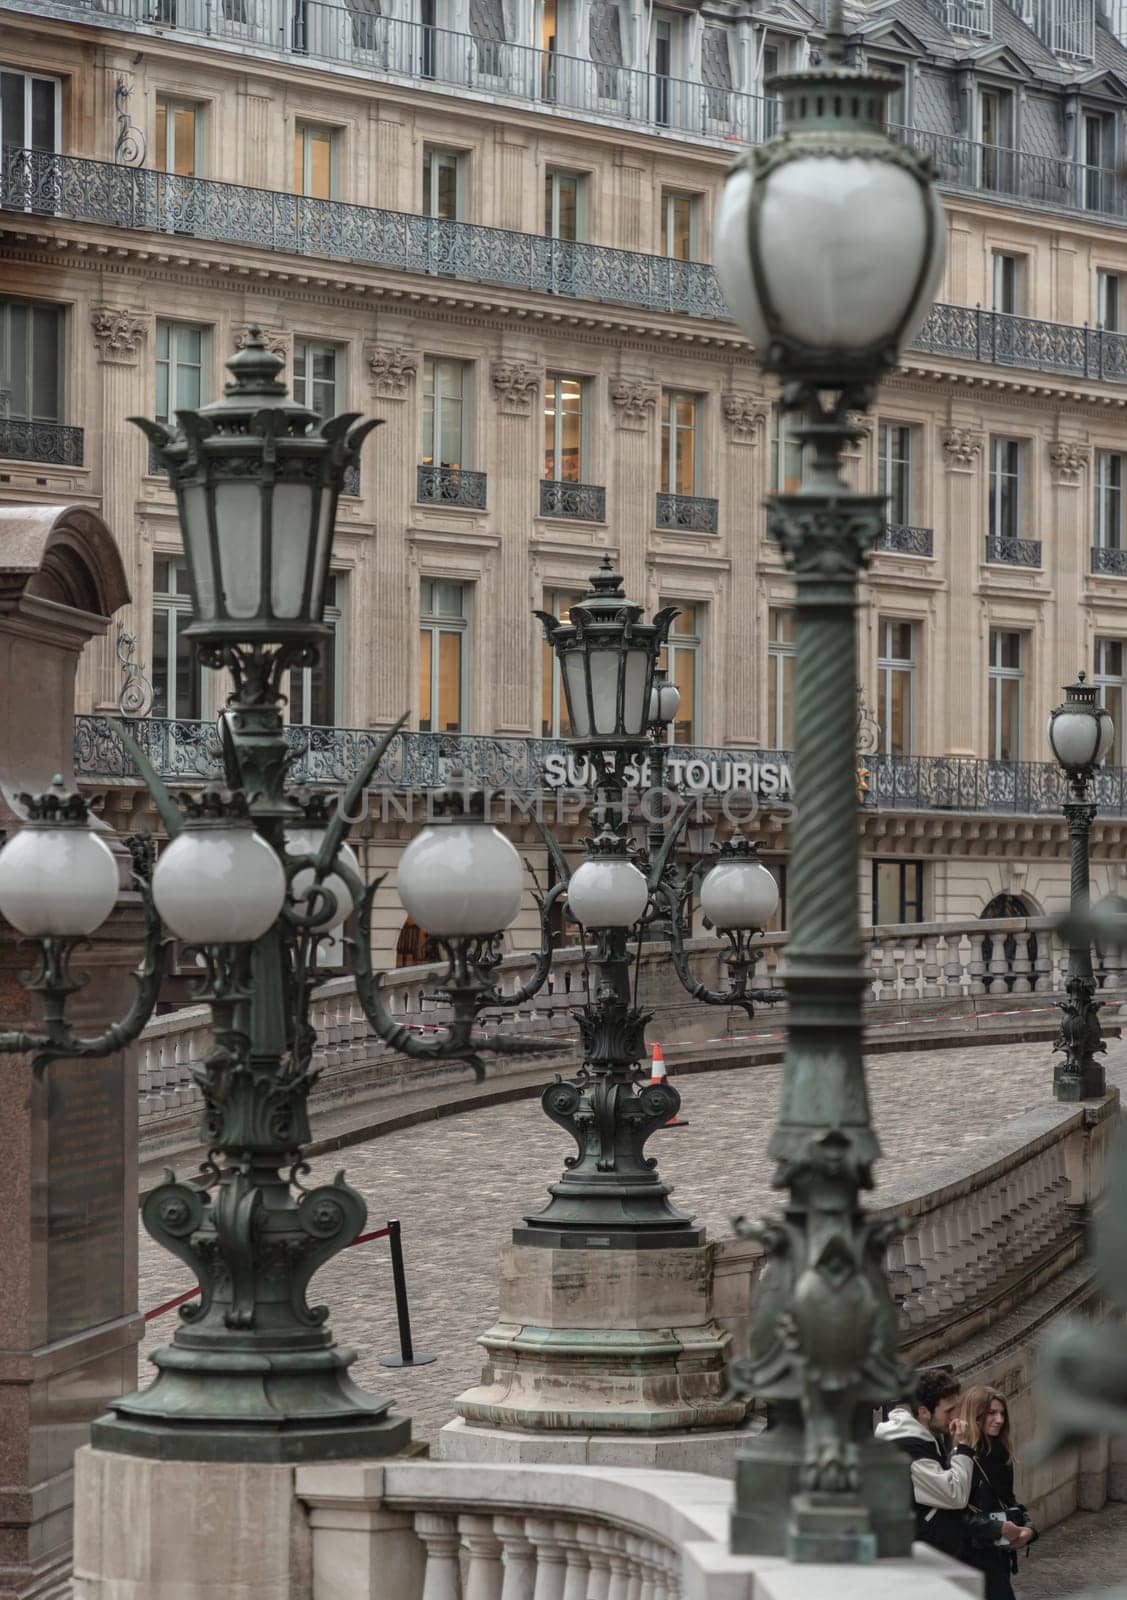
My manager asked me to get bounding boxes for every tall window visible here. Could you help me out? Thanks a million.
[871,860,924,925]
[541,588,580,736]
[289,574,343,726]
[1095,450,1124,550]
[422,147,461,220]
[420,356,470,468]
[152,557,205,720]
[767,607,795,748]
[877,618,915,759]
[664,606,700,743]
[1094,637,1125,765]
[770,403,803,493]
[156,320,206,427]
[988,629,1024,761]
[545,169,582,240]
[661,190,696,260]
[293,339,340,415]
[979,88,1013,190]
[154,98,201,176]
[991,251,1020,315]
[661,390,698,496]
[988,437,1022,542]
[1098,269,1120,331]
[0,68,60,152]
[1084,113,1112,210]
[0,298,62,422]
[878,423,913,525]
[543,374,584,481]
[419,579,467,733]
[293,122,336,199]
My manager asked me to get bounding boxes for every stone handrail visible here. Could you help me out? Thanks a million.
[133,916,1099,1134]
[291,1459,973,1599]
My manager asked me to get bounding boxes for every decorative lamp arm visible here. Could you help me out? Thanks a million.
[0,865,167,1077]
[645,799,694,894]
[501,880,567,1007]
[659,873,784,1019]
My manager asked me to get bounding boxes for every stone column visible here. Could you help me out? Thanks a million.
[720,389,769,746]
[364,339,419,728]
[490,358,541,734]
[939,424,983,756]
[0,505,138,1600]
[609,377,658,608]
[85,305,150,712]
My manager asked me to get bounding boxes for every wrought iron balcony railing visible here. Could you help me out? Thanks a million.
[74,715,1127,817]
[985,535,1042,567]
[539,480,606,521]
[416,464,487,509]
[0,416,84,467]
[31,0,781,150]
[655,492,719,533]
[11,149,1127,396]
[1092,544,1127,576]
[878,524,934,556]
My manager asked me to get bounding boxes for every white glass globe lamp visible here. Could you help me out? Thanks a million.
[566,832,650,929]
[398,817,523,938]
[1048,672,1114,780]
[153,807,286,944]
[700,841,780,932]
[0,781,119,938]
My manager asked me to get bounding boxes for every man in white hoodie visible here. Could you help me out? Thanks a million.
[874,1366,1022,1561]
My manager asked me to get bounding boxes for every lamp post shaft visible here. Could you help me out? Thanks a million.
[730,398,913,1561]
[1054,794,1106,1101]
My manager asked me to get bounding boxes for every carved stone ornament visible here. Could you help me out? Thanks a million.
[490,360,540,415]
[722,393,769,445]
[941,426,984,471]
[90,307,149,364]
[1049,440,1089,487]
[366,345,418,400]
[234,325,288,358]
[610,380,659,430]
[844,410,874,437]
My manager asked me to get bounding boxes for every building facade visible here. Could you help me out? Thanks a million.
[6,0,1127,964]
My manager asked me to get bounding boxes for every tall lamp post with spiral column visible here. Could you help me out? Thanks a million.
[714,0,946,1564]
[1047,671,1113,1101]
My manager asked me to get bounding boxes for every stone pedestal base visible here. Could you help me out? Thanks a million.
[436,1414,758,1475]
[448,1243,746,1443]
[72,1445,315,1600]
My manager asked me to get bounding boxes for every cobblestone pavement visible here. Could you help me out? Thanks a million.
[138,1033,1127,1451]
[1014,1499,1127,1598]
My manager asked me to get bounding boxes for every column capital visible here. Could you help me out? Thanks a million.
[610,378,658,429]
[90,307,149,365]
[490,358,541,416]
[1050,439,1090,487]
[721,392,769,445]
[941,426,983,472]
[366,344,418,400]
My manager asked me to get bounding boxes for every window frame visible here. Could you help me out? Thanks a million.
[422,145,463,220]
[151,554,209,721]
[871,858,925,926]
[544,167,584,241]
[988,435,1022,542]
[541,586,582,737]
[660,388,700,497]
[766,605,795,749]
[155,318,208,426]
[987,627,1025,762]
[420,355,471,470]
[1095,448,1124,551]
[1097,268,1121,332]
[154,95,203,177]
[0,67,62,153]
[877,421,914,526]
[293,337,342,418]
[991,250,1022,315]
[288,572,345,726]
[662,602,702,745]
[877,616,915,759]
[0,296,64,423]
[660,189,697,261]
[293,120,339,200]
[419,577,469,733]
[770,402,803,494]
[1093,636,1125,766]
[543,372,586,483]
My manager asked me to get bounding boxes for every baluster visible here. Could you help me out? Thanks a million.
[622,1533,645,1600]
[584,1525,614,1600]
[943,932,966,998]
[415,1511,462,1600]
[986,935,1009,997]
[1031,933,1052,994]
[1011,932,1033,995]
[460,1514,504,1600]
[922,933,942,1000]
[525,1518,566,1600]
[866,935,883,1002]
[968,931,988,996]
[174,1031,193,1101]
[605,1531,631,1600]
[494,1516,536,1600]
[556,1521,590,1600]
[899,1229,928,1326]
[900,938,920,1000]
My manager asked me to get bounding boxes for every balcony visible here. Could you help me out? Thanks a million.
[1092,544,1127,576]
[539,480,605,521]
[0,416,83,467]
[985,535,1041,567]
[655,492,719,533]
[32,0,780,151]
[416,464,487,509]
[878,524,934,556]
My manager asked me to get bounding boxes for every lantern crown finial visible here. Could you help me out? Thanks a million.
[223,329,287,400]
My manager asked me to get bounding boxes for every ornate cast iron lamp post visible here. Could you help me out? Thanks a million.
[713,0,946,1564]
[0,334,556,1462]
[1047,671,1113,1101]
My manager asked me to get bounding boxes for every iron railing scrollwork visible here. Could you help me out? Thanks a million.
[539,480,606,520]
[416,464,488,508]
[342,462,361,497]
[655,492,719,533]
[878,524,934,556]
[985,536,1042,567]
[0,417,84,467]
[1091,545,1127,576]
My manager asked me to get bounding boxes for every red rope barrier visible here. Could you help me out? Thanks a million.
[143,1223,394,1321]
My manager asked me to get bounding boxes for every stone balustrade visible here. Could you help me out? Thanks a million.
[133,916,1092,1141]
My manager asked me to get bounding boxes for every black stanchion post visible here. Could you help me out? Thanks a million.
[379,1219,436,1369]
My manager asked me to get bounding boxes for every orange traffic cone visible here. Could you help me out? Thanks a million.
[649,1043,687,1127]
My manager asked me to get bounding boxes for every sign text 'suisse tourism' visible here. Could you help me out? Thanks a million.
[541,752,795,800]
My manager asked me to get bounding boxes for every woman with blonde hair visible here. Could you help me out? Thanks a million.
[959,1386,1036,1599]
